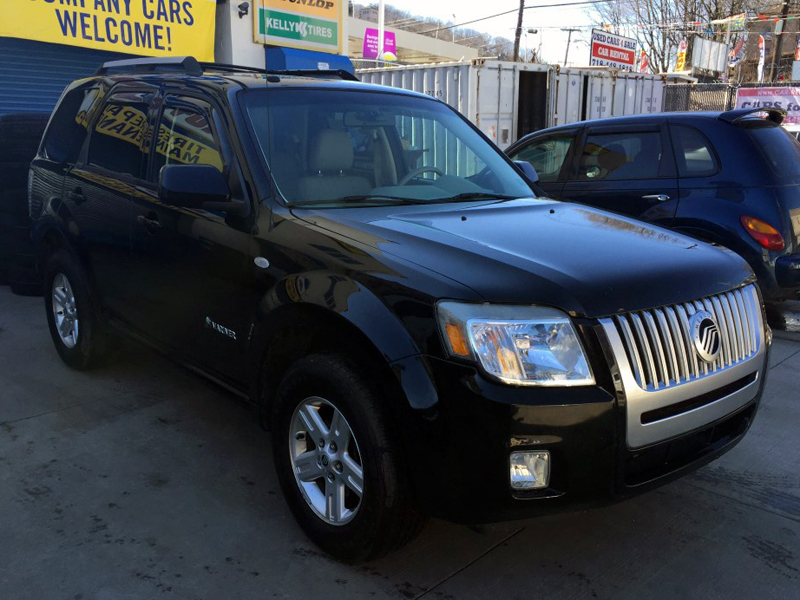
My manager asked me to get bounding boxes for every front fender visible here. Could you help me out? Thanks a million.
[261,270,422,360]
[249,270,441,411]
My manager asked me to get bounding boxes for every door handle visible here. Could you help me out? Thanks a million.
[642,194,670,202]
[136,214,162,231]
[68,188,86,204]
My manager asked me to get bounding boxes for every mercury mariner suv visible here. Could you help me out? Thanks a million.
[29,57,770,562]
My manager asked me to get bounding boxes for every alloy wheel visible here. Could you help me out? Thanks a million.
[289,396,364,526]
[52,273,79,349]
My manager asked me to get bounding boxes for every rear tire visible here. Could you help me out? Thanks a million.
[272,353,424,562]
[44,250,120,370]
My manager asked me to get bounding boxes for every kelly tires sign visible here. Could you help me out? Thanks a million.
[735,87,800,124]
[0,0,216,61]
[254,0,344,54]
[590,29,636,71]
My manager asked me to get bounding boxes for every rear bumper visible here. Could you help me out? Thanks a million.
[775,254,800,290]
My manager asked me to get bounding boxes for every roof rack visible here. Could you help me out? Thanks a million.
[199,62,264,74]
[95,57,359,82]
[96,56,203,76]
[263,69,359,82]
[201,64,359,81]
[718,107,786,126]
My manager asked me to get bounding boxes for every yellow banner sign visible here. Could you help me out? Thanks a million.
[0,0,216,61]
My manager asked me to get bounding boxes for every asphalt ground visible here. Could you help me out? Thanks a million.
[1,286,799,600]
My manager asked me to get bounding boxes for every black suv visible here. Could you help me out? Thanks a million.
[505,110,800,307]
[30,57,770,562]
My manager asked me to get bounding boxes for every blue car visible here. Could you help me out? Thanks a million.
[506,108,800,305]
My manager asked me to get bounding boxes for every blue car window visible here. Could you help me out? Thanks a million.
[671,125,718,177]
[509,135,574,183]
[578,132,662,181]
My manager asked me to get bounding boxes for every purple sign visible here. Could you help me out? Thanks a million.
[363,27,397,60]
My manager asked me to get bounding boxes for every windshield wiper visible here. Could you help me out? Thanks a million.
[289,195,429,207]
[437,193,522,202]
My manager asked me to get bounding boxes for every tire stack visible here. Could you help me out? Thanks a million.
[0,113,50,295]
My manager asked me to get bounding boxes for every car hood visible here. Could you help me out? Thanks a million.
[293,198,755,318]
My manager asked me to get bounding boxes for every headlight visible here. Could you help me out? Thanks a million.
[437,302,594,386]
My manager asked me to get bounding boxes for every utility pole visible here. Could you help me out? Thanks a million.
[513,0,525,62]
[377,0,385,59]
[562,27,580,67]
[770,0,791,81]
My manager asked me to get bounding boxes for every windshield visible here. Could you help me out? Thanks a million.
[241,88,534,206]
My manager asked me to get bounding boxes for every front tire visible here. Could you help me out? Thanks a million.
[44,250,120,370]
[272,354,424,562]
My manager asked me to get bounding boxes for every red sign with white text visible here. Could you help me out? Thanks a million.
[589,29,636,70]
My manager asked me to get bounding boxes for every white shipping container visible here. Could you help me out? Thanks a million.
[358,61,666,146]
[553,68,666,125]
[358,60,553,150]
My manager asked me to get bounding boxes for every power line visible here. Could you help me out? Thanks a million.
[415,0,617,36]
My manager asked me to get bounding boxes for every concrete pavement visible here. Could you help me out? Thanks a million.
[1,286,798,599]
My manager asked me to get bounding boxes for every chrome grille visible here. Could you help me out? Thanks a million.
[612,285,762,391]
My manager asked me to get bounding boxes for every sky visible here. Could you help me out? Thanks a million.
[383,0,598,65]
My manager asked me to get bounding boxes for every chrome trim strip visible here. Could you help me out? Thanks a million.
[600,284,765,448]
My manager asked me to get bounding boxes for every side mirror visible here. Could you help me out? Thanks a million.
[159,164,245,215]
[514,160,540,184]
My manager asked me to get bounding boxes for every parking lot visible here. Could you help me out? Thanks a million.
[1,286,799,599]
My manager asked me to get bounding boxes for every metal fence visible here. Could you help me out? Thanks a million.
[663,81,800,112]
[663,84,732,112]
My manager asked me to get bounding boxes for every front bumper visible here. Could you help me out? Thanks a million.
[392,325,769,524]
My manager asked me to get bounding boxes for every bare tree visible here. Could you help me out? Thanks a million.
[354,3,521,61]
[592,0,773,73]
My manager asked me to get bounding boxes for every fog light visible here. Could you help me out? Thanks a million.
[509,451,550,490]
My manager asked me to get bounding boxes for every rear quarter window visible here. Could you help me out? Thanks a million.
[42,83,106,164]
[670,125,719,177]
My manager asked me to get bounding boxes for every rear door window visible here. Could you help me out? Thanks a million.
[508,133,575,183]
[670,125,719,177]
[577,131,663,181]
[87,92,152,179]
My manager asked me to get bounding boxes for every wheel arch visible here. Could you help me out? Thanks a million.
[33,197,88,272]
[248,273,439,421]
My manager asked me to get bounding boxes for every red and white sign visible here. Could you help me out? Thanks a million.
[639,50,650,74]
[735,87,800,123]
[590,29,636,70]
[758,35,766,83]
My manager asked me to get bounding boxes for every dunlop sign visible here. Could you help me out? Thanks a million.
[0,0,217,61]
[254,0,344,54]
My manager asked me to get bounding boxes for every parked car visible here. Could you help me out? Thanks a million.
[30,57,770,562]
[0,112,49,294]
[506,109,800,308]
